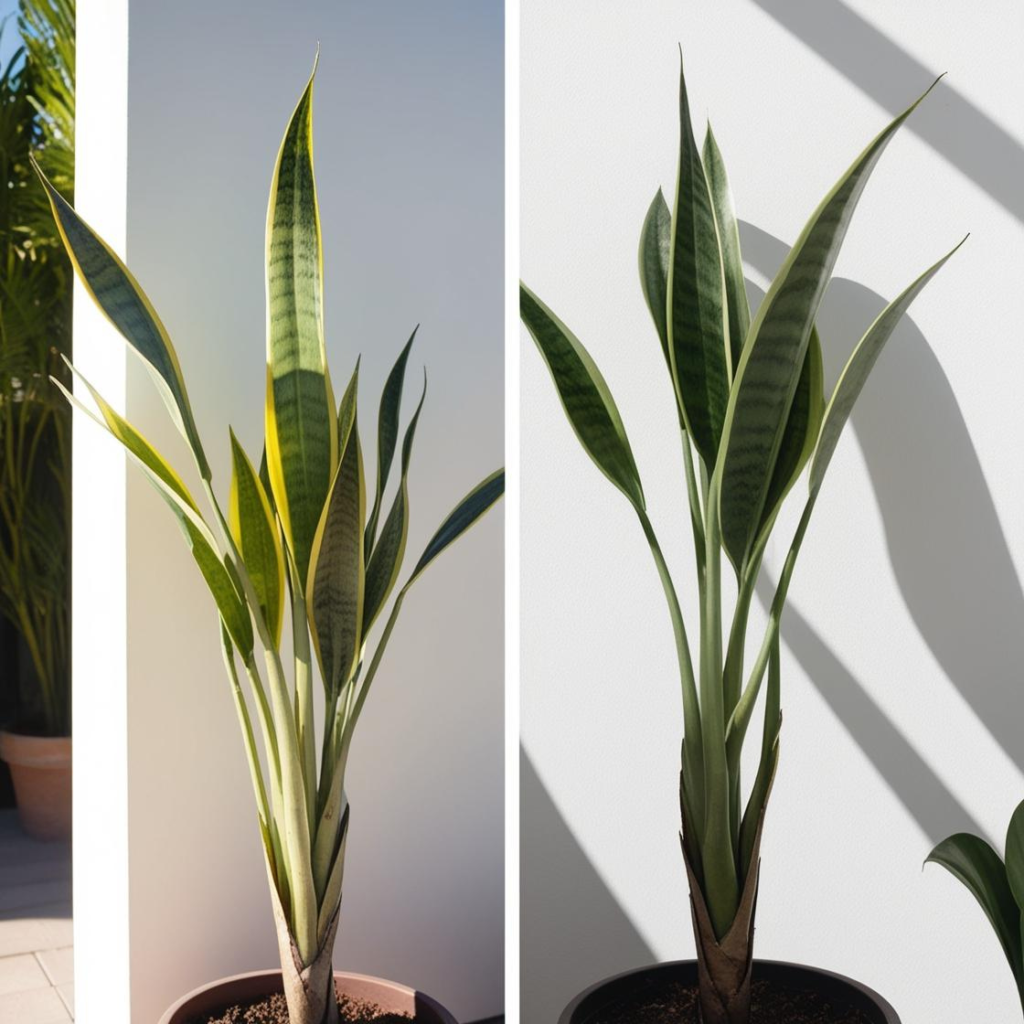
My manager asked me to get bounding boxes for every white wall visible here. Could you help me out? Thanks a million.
[521,2,1024,1022]
[77,2,503,1021]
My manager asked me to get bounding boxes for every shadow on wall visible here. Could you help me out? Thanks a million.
[520,749,655,1023]
[742,221,1024,842]
[752,0,1024,223]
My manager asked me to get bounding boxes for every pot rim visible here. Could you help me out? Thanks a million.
[158,968,458,1024]
[0,730,72,767]
[559,958,899,1024]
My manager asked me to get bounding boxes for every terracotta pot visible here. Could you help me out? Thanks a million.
[158,969,459,1024]
[0,731,71,842]
[559,959,899,1024]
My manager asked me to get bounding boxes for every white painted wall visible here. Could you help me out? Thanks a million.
[520,2,1024,1022]
[76,2,502,1021]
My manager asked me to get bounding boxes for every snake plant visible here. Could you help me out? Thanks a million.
[37,56,503,1024]
[521,57,961,1024]
[928,801,1024,1015]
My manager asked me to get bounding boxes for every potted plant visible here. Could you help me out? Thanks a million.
[0,0,75,842]
[520,56,962,1024]
[37,55,503,1024]
[927,800,1024,1015]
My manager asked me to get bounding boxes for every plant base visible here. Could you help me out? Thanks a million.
[0,731,71,841]
[157,970,459,1024]
[558,960,900,1024]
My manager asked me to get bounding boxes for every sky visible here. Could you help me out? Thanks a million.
[0,0,20,74]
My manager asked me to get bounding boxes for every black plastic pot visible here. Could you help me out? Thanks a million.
[559,959,900,1024]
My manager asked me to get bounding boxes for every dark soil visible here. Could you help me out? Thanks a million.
[589,977,874,1024]
[190,992,414,1024]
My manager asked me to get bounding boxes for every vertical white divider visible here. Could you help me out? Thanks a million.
[71,0,130,1022]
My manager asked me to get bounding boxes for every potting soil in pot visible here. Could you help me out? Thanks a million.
[188,992,414,1024]
[589,978,874,1024]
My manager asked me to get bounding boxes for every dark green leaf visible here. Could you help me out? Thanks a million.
[719,78,940,569]
[639,188,672,368]
[366,328,416,556]
[409,468,504,585]
[520,283,644,511]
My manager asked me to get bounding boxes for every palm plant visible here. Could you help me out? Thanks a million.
[521,58,961,1024]
[928,801,1024,1015]
[0,0,74,737]
[36,56,502,1024]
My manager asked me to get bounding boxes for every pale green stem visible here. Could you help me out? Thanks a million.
[698,473,739,939]
[726,494,817,775]
[292,588,317,837]
[636,508,704,837]
[681,432,705,582]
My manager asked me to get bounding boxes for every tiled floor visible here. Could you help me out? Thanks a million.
[0,810,73,1022]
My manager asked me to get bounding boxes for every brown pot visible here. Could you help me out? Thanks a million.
[559,960,900,1024]
[0,731,72,841]
[158,970,459,1024]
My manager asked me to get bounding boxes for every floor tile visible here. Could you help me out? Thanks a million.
[57,981,74,1016]
[36,947,73,985]
[0,953,50,995]
[0,984,71,1022]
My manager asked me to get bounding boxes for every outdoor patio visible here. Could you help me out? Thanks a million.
[0,810,73,1022]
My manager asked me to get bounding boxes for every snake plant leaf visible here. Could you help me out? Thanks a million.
[32,159,210,479]
[809,237,966,497]
[927,833,1024,983]
[338,357,360,452]
[1006,800,1024,914]
[363,376,426,636]
[667,58,730,470]
[408,468,504,586]
[366,328,417,557]
[639,189,672,369]
[718,77,940,570]
[54,370,252,656]
[520,283,645,512]
[755,327,824,546]
[702,124,749,371]
[265,55,337,589]
[307,414,365,695]
[229,430,286,646]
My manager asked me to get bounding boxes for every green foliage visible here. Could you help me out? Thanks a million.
[0,0,74,736]
[521,55,958,967]
[40,53,502,1019]
[928,801,1024,1015]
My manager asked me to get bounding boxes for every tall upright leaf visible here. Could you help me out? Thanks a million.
[307,417,365,695]
[520,283,645,512]
[666,57,730,470]
[639,188,672,370]
[265,56,337,586]
[717,78,940,570]
[702,125,749,371]
[229,430,286,645]
[366,328,416,556]
[363,377,426,634]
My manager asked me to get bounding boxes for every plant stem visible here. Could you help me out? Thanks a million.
[293,587,317,836]
[636,508,704,836]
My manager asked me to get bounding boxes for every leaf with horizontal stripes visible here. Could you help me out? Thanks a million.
[718,77,940,569]
[265,55,337,588]
[809,237,965,496]
[307,413,365,695]
[363,376,426,635]
[55,367,252,655]
[667,57,730,471]
[33,159,210,479]
[702,124,749,370]
[408,468,504,586]
[229,430,286,645]
[366,328,417,558]
[639,188,672,369]
[520,283,644,511]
